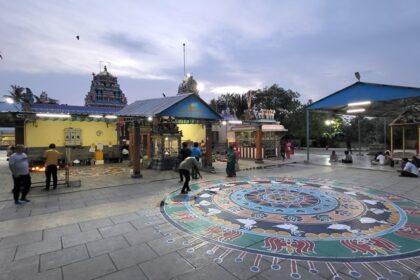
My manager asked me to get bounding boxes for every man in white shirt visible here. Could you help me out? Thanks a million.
[8,144,31,204]
[372,152,385,165]
[400,158,419,178]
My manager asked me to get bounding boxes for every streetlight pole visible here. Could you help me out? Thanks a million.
[358,116,362,156]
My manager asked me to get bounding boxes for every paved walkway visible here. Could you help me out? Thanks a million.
[0,150,419,280]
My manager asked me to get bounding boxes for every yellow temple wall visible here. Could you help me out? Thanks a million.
[177,124,206,143]
[25,119,118,148]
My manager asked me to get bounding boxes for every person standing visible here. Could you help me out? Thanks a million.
[44,143,61,190]
[178,156,201,194]
[226,145,237,177]
[191,142,202,179]
[178,142,191,183]
[8,144,31,204]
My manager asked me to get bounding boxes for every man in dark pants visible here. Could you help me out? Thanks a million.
[8,144,31,204]
[178,142,191,183]
[178,156,201,194]
[44,143,61,190]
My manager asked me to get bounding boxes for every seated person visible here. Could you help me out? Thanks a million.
[400,158,419,177]
[385,151,394,167]
[412,156,420,168]
[341,150,353,164]
[372,152,385,165]
[329,150,338,162]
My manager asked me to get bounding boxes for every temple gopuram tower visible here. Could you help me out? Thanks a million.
[85,66,127,108]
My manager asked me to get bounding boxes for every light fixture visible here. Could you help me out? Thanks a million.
[348,101,371,107]
[105,115,117,119]
[325,120,332,126]
[165,137,169,141]
[228,120,243,125]
[346,108,366,113]
[88,115,103,118]
[36,113,71,118]
[5,97,14,104]
[222,120,227,126]
[147,116,153,122]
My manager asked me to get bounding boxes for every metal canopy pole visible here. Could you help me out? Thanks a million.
[306,109,310,161]
[384,118,387,151]
[358,116,362,156]
[403,126,406,158]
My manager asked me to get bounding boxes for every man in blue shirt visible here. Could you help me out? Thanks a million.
[191,142,202,179]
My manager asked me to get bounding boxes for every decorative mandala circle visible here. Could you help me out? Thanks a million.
[161,177,420,262]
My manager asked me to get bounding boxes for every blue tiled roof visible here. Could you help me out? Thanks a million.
[0,102,22,112]
[31,104,119,115]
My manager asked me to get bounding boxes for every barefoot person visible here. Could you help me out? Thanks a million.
[8,144,31,204]
[400,158,419,177]
[178,156,202,194]
[44,143,61,190]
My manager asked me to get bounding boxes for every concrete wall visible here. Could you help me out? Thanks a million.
[25,119,118,148]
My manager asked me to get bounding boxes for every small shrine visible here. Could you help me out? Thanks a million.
[85,66,127,108]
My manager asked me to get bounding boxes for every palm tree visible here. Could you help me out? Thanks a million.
[3,85,34,111]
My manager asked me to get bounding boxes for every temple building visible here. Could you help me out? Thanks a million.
[85,66,127,108]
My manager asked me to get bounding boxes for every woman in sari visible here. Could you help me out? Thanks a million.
[226,145,236,177]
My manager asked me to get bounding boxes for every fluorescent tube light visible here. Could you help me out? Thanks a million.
[105,115,117,119]
[346,108,366,113]
[348,101,371,107]
[36,113,71,118]
[228,120,243,124]
[88,115,103,118]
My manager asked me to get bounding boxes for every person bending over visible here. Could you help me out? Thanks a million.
[178,156,202,194]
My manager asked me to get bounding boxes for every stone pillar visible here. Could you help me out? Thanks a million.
[130,121,142,178]
[255,125,264,163]
[15,119,25,145]
[146,132,151,158]
[204,123,214,170]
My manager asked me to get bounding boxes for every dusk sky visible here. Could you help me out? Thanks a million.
[1,1,419,106]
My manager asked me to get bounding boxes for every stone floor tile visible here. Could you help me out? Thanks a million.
[146,233,189,256]
[96,265,148,280]
[62,229,102,248]
[0,230,43,249]
[259,261,328,280]
[15,238,61,260]
[43,223,81,240]
[86,235,130,257]
[109,243,158,270]
[41,244,89,271]
[79,218,114,232]
[139,252,194,280]
[0,255,39,280]
[124,226,163,245]
[177,242,215,269]
[30,268,62,280]
[110,212,140,224]
[0,246,17,267]
[62,254,116,280]
[216,251,271,280]
[99,222,136,238]
[176,262,238,280]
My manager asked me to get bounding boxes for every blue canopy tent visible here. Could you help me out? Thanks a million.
[305,82,420,160]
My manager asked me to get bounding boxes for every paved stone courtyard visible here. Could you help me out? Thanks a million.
[0,150,419,280]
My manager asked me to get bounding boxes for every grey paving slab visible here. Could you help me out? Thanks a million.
[40,244,89,271]
[0,246,16,267]
[0,255,39,280]
[79,217,114,232]
[109,243,158,270]
[43,223,81,239]
[31,206,60,216]
[177,242,216,269]
[29,268,63,280]
[96,265,148,280]
[218,252,271,280]
[258,260,328,280]
[110,212,140,224]
[139,252,194,280]
[62,254,116,280]
[62,229,102,248]
[99,222,136,238]
[147,233,189,256]
[175,262,238,280]
[86,235,130,257]
[84,198,111,207]
[124,225,163,245]
[14,237,61,260]
[130,216,166,230]
[0,230,43,249]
